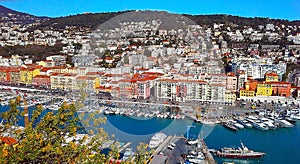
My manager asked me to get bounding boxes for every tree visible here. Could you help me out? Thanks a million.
[0,97,149,163]
[135,143,150,164]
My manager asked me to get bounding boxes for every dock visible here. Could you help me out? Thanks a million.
[152,135,174,156]
[119,142,132,152]
[201,140,216,164]
[149,136,216,164]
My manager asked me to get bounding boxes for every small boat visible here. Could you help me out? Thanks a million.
[215,142,265,159]
[0,101,8,106]
[122,148,134,161]
[148,132,167,149]
[188,152,205,163]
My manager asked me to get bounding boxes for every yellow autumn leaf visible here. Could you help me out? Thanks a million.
[3,149,9,157]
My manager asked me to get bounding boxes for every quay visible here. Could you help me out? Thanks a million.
[150,136,216,164]
[119,142,132,152]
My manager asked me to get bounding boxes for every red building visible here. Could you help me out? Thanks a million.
[268,82,291,97]
[33,75,50,88]
[0,66,10,83]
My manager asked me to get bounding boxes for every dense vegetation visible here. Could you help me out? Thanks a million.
[36,11,130,30]
[0,44,64,62]
[33,11,300,31]
[186,14,300,28]
[0,96,150,163]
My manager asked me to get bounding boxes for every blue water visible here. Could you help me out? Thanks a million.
[1,105,300,164]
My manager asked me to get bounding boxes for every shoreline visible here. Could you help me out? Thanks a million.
[0,88,299,132]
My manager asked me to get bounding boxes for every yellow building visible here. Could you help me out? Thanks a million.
[225,90,236,104]
[239,89,255,97]
[256,83,272,96]
[19,67,41,84]
[265,72,279,82]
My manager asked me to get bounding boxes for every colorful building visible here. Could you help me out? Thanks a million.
[0,67,9,83]
[239,88,255,98]
[8,67,21,84]
[50,73,77,90]
[33,75,50,88]
[76,76,100,93]
[256,82,272,96]
[265,72,279,82]
[225,90,237,103]
[156,79,208,102]
[269,82,291,97]
[19,66,41,84]
[226,72,237,91]
[118,79,137,99]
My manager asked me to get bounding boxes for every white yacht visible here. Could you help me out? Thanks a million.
[229,120,244,129]
[278,119,294,127]
[149,132,167,149]
[290,113,300,120]
[260,117,276,129]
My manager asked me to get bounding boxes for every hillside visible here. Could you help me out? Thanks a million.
[0,5,48,24]
[34,11,300,31]
[36,11,128,30]
[185,14,300,27]
[1,4,299,30]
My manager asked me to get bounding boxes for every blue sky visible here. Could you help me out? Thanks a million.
[0,0,300,20]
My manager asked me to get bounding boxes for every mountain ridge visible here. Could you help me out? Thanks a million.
[0,5,300,30]
[0,5,49,24]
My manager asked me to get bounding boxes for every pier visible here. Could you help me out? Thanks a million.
[119,142,132,152]
[150,136,216,164]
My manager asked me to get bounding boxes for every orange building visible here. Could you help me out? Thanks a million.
[268,82,291,97]
[0,66,10,83]
[245,79,258,91]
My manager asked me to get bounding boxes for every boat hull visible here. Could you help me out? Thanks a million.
[216,151,265,159]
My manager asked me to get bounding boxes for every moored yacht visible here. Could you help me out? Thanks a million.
[278,118,294,127]
[247,119,269,131]
[235,118,253,128]
[148,132,167,149]
[290,113,300,120]
[215,142,265,159]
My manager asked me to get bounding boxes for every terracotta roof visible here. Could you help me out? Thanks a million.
[158,79,207,84]
[237,70,245,74]
[0,136,18,145]
[135,68,149,71]
[119,79,137,83]
[86,72,104,75]
[34,75,50,79]
[265,72,278,76]
[40,67,51,72]
[142,72,164,76]
[76,76,88,80]
[266,81,291,85]
[227,72,236,77]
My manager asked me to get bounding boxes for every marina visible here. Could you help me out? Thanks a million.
[1,89,300,163]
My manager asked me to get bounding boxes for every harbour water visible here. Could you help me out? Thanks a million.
[1,105,300,164]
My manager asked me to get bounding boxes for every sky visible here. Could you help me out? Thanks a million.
[0,0,300,20]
